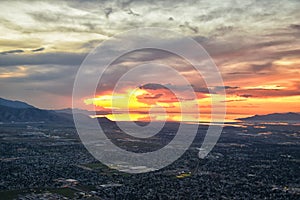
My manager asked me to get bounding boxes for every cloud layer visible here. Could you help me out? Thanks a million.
[0,0,299,116]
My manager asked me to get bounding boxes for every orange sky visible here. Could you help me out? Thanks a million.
[83,56,300,122]
[80,45,300,122]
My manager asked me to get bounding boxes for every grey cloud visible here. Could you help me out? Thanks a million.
[1,65,77,97]
[213,86,239,93]
[31,47,45,52]
[80,39,104,49]
[214,86,239,90]
[29,12,61,23]
[197,14,217,22]
[290,24,300,30]
[256,40,292,48]
[274,49,300,58]
[0,49,24,55]
[239,94,253,98]
[137,93,163,99]
[250,63,273,73]
[139,83,201,93]
[1,64,77,82]
[225,81,300,98]
[0,52,87,67]
[192,35,209,43]
[179,22,198,34]
[112,49,175,65]
[126,8,140,16]
[26,10,109,35]
[224,86,239,90]
[104,7,113,18]
[214,26,234,36]
[139,83,167,90]
[120,0,136,8]
[221,99,246,103]
[191,85,210,94]
[0,18,25,33]
[1,0,299,109]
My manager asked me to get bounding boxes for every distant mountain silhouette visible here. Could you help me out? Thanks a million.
[237,112,300,122]
[0,97,35,109]
[55,108,93,116]
[0,97,73,124]
[55,108,110,116]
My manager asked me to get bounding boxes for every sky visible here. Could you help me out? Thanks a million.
[0,0,299,121]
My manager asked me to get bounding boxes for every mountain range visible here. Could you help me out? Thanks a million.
[0,97,74,124]
[237,112,300,123]
[0,97,35,109]
[0,97,299,124]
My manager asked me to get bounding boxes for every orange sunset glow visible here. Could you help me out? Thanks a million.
[83,87,300,122]
[83,70,300,122]
[80,49,300,122]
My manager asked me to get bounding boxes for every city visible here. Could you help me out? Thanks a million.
[0,120,299,199]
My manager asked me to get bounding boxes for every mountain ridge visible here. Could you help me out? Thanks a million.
[237,112,300,122]
[0,97,74,124]
[0,97,35,109]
